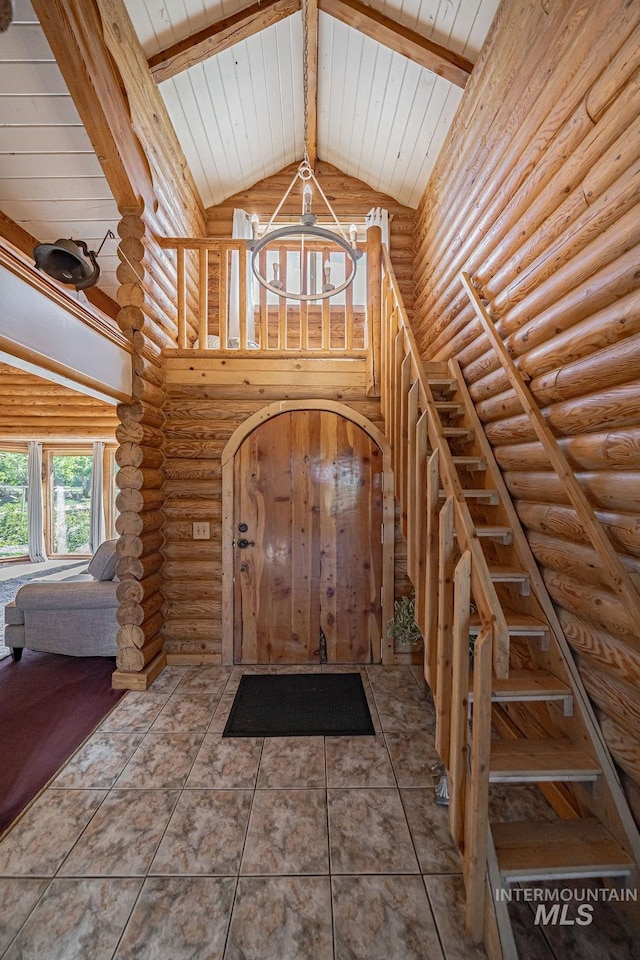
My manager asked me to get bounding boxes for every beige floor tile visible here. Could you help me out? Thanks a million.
[225,876,332,960]
[400,788,461,873]
[424,875,489,960]
[53,733,144,789]
[384,731,440,787]
[115,876,235,960]
[257,736,325,788]
[333,874,444,960]
[0,790,105,877]
[58,790,179,877]
[186,734,263,789]
[150,790,252,875]
[98,692,170,733]
[241,789,329,875]
[146,666,189,695]
[115,733,203,788]
[2,878,141,960]
[150,693,219,733]
[173,665,232,697]
[325,735,395,788]
[328,788,419,874]
[0,879,50,954]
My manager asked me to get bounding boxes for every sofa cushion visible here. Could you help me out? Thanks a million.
[4,601,24,626]
[87,539,118,581]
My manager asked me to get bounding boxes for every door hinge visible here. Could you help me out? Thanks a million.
[380,523,384,544]
[380,585,384,607]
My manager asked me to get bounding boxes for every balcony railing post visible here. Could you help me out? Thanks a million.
[366,225,382,396]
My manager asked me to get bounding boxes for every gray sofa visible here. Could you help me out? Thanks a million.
[4,539,120,662]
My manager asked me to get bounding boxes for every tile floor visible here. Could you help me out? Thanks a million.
[0,663,637,959]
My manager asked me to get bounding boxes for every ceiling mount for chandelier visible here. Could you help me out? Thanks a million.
[248,0,362,302]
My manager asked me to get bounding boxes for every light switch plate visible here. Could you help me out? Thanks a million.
[193,522,210,540]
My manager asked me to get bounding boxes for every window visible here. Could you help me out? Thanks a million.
[49,453,93,555]
[0,450,29,559]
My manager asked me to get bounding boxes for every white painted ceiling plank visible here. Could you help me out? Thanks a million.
[0,178,116,202]
[0,154,103,179]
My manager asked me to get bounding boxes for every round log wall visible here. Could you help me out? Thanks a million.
[114,207,202,679]
[413,0,640,819]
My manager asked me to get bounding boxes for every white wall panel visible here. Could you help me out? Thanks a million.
[158,17,304,206]
[0,14,120,297]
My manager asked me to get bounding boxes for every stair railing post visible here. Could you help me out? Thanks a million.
[449,547,472,849]
[424,448,440,688]
[464,622,493,943]
[366,224,382,397]
[435,494,456,766]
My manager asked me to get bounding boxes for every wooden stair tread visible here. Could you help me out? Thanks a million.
[434,401,464,413]
[488,565,529,582]
[470,611,548,635]
[452,456,486,470]
[439,488,498,503]
[426,377,456,392]
[473,525,512,542]
[469,668,571,701]
[490,738,601,782]
[492,817,634,881]
[443,426,473,438]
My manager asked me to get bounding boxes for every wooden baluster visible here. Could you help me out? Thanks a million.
[414,411,429,637]
[406,380,419,581]
[345,252,354,350]
[424,448,440,688]
[301,247,309,350]
[219,245,229,349]
[449,549,472,849]
[322,247,331,349]
[259,248,267,349]
[366,225,382,396]
[239,242,248,351]
[177,246,186,348]
[279,247,287,350]
[392,328,404,481]
[464,623,492,942]
[198,247,208,349]
[399,353,412,538]
[435,495,455,765]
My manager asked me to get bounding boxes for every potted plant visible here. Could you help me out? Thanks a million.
[387,592,423,651]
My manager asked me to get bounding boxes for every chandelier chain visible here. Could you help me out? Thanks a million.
[302,0,310,166]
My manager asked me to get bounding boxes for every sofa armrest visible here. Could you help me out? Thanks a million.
[15,580,119,611]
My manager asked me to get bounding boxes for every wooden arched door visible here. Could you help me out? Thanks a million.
[233,410,383,664]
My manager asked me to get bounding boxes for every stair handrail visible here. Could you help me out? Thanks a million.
[460,270,640,627]
[380,247,504,943]
[381,249,510,675]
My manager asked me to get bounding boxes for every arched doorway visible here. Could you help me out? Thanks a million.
[221,402,394,665]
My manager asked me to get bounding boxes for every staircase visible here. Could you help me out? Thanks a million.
[379,250,639,958]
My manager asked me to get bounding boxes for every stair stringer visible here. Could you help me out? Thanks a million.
[450,356,640,882]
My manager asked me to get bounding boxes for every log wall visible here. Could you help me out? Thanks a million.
[161,376,407,660]
[206,161,417,318]
[0,363,118,440]
[413,0,640,803]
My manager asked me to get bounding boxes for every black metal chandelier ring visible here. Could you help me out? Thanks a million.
[249,224,359,302]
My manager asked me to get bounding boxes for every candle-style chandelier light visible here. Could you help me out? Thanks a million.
[248,0,362,301]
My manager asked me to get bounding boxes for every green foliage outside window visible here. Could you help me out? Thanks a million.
[0,452,29,557]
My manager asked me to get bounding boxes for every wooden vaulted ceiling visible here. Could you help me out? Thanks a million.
[0,0,498,300]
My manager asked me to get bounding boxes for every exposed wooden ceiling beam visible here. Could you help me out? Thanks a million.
[318,0,473,88]
[305,0,319,168]
[148,0,302,84]
[0,209,119,320]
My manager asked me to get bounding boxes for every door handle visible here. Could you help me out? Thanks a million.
[237,538,255,549]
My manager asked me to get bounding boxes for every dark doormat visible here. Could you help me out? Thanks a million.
[223,672,375,737]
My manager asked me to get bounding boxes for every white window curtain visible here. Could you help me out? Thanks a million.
[90,441,106,553]
[229,208,256,345]
[365,207,390,247]
[27,441,47,563]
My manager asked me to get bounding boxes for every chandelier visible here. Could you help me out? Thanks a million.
[248,0,362,301]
